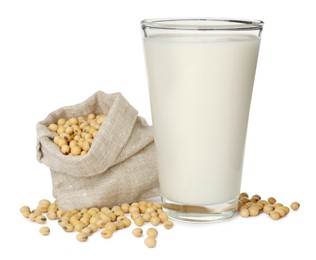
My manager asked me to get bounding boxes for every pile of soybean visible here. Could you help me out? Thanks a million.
[20,194,300,247]
[20,199,174,248]
[48,113,106,156]
[238,192,300,220]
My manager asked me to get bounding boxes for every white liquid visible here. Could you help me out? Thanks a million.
[144,34,260,205]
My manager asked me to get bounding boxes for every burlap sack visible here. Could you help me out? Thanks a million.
[36,91,159,210]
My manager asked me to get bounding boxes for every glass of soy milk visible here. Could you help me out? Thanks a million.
[141,18,264,222]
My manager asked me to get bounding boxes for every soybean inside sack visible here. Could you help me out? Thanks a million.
[36,91,159,210]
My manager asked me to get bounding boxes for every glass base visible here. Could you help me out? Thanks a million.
[162,197,237,223]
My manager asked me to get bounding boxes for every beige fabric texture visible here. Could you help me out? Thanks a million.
[36,91,159,210]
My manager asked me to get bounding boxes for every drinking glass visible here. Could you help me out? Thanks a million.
[141,18,264,222]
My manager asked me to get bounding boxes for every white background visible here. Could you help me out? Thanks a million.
[1,0,315,259]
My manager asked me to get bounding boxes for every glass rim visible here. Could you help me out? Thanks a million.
[141,18,264,31]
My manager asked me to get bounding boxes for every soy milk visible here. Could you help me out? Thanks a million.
[144,34,260,205]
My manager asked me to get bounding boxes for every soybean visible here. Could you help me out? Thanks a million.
[248,206,260,217]
[144,237,157,248]
[290,202,300,211]
[158,212,169,223]
[101,229,113,239]
[274,208,286,217]
[62,223,74,232]
[263,204,274,214]
[132,228,143,237]
[39,226,50,236]
[121,203,130,213]
[150,216,160,226]
[122,217,131,228]
[76,232,88,242]
[239,208,250,218]
[146,228,158,238]
[269,211,281,220]
[104,222,116,232]
[134,216,145,227]
[35,215,47,224]
[143,213,151,222]
[20,206,31,218]
[81,227,93,236]
[163,220,174,229]
[268,197,276,204]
